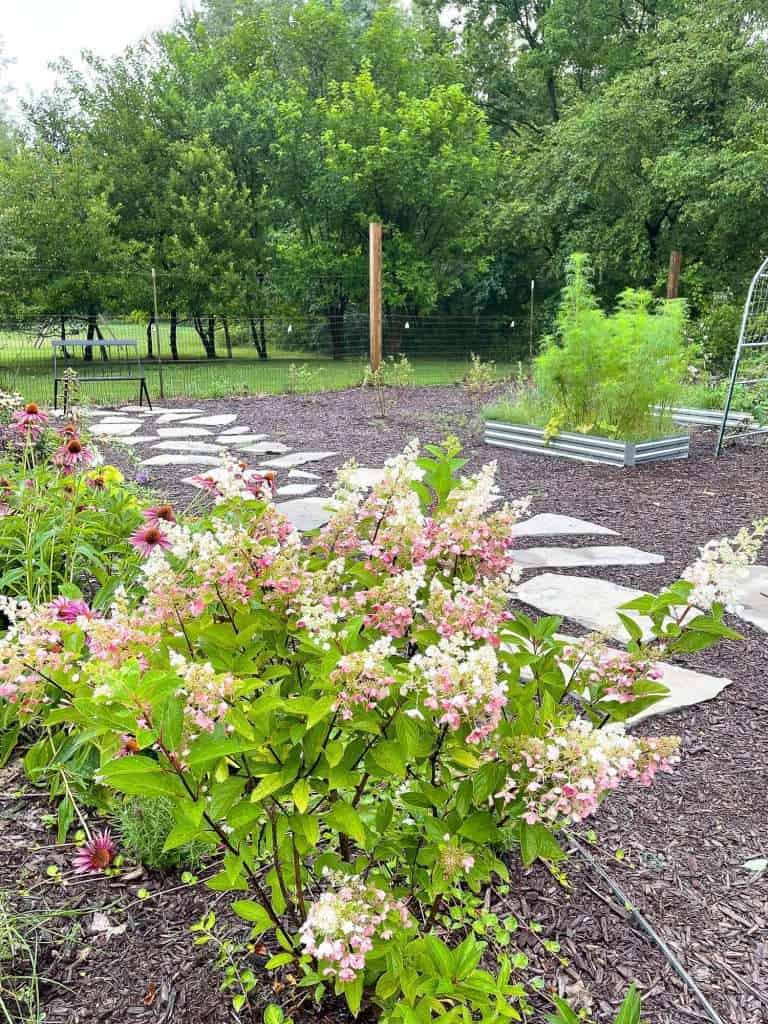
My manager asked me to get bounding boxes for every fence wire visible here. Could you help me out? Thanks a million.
[0,313,530,405]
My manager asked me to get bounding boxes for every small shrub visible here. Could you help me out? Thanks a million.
[491,254,689,440]
[690,301,742,373]
[362,354,415,415]
[116,796,210,871]
[464,352,497,401]
[286,362,325,395]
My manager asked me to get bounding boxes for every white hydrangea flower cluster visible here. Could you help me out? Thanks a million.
[682,517,768,610]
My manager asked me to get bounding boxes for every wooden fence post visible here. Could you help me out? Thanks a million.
[369,222,383,372]
[667,250,682,299]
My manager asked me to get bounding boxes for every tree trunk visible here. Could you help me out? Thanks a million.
[60,316,70,360]
[85,314,108,361]
[249,316,268,359]
[222,316,233,358]
[327,298,347,361]
[170,310,179,361]
[193,314,216,358]
[146,315,154,358]
[208,315,216,358]
[384,312,405,357]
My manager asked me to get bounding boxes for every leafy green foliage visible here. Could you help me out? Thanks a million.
[0,436,743,1020]
[488,254,688,440]
[116,796,209,871]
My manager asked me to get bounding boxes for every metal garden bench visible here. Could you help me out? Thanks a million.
[52,338,152,411]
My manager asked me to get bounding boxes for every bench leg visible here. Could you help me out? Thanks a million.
[139,379,152,410]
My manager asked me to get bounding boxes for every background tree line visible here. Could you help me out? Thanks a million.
[0,0,767,361]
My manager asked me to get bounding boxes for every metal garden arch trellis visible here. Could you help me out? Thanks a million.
[716,255,768,455]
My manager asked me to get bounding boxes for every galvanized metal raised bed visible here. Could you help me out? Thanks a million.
[661,406,754,429]
[483,420,689,467]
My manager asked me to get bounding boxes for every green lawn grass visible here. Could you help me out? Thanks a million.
[0,322,517,405]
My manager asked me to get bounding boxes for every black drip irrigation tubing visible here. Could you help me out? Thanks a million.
[568,836,725,1024]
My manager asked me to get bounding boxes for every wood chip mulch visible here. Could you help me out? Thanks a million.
[1,385,766,1023]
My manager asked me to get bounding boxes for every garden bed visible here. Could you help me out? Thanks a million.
[2,386,767,1024]
[483,419,690,467]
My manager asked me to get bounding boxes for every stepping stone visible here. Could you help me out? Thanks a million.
[628,662,732,724]
[288,469,321,480]
[181,414,238,427]
[90,421,142,436]
[220,426,251,435]
[139,407,202,415]
[515,546,664,570]
[238,442,291,455]
[516,573,656,642]
[108,435,159,446]
[157,427,214,438]
[213,434,267,445]
[263,451,337,469]
[140,454,223,467]
[511,514,618,538]
[151,441,229,454]
[557,635,732,724]
[277,483,319,497]
[275,497,332,531]
[728,566,768,634]
[156,413,203,424]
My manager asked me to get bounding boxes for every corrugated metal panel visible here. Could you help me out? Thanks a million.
[484,421,690,467]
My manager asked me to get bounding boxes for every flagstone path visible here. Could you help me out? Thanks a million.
[84,402,766,727]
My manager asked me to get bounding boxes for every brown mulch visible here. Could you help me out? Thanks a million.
[2,385,767,1023]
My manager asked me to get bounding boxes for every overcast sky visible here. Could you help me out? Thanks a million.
[2,0,200,112]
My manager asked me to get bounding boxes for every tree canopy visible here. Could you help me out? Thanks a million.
[1,0,767,354]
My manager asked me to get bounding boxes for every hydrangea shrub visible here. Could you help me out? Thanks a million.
[0,437,755,1018]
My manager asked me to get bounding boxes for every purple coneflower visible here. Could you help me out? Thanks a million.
[53,436,93,473]
[130,523,172,557]
[10,403,49,440]
[142,503,176,524]
[72,829,117,874]
[190,472,220,494]
[50,596,93,624]
[245,470,277,498]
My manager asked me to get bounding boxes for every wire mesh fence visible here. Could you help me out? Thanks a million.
[0,312,530,406]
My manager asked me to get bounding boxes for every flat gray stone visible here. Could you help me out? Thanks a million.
[511,514,618,538]
[515,545,664,570]
[729,565,768,634]
[628,661,732,724]
[557,635,732,724]
[263,451,337,469]
[277,483,319,497]
[238,441,291,455]
[517,573,655,642]
[214,434,267,445]
[156,427,214,438]
[151,441,230,454]
[275,497,332,531]
[142,407,202,415]
[288,469,321,480]
[155,412,203,424]
[219,426,251,436]
[181,414,238,427]
[140,454,223,467]
[90,421,142,437]
[108,435,159,446]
